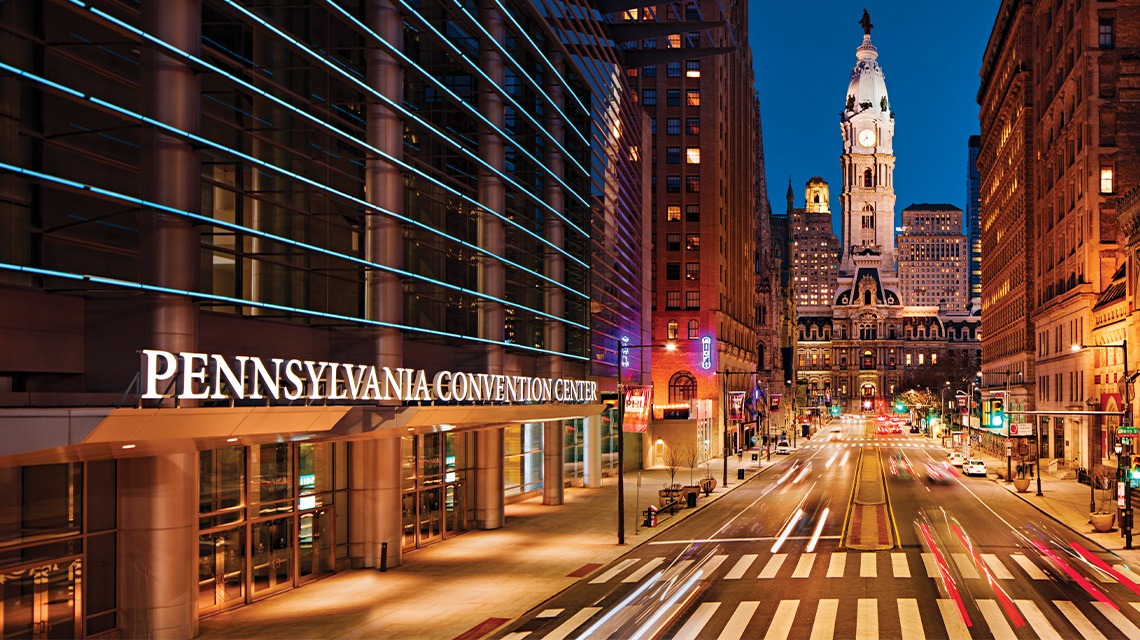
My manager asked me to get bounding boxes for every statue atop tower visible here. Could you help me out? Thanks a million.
[859,9,873,35]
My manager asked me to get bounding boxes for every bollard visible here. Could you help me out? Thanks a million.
[380,541,388,572]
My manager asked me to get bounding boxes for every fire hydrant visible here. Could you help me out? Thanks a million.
[643,505,658,528]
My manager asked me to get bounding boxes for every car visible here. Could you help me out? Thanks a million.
[963,459,987,477]
[925,462,950,483]
[948,452,966,467]
[828,428,842,441]
[776,441,791,455]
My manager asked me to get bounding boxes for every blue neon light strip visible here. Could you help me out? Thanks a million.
[0,62,587,306]
[217,0,589,240]
[64,1,590,273]
[0,261,588,361]
[319,0,588,177]
[0,161,588,331]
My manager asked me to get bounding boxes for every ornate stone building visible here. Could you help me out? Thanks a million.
[793,15,980,415]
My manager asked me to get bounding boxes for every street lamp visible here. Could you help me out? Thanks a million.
[615,340,675,545]
[1072,340,1132,550]
[719,369,759,488]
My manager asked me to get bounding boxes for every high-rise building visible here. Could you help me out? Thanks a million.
[897,205,969,312]
[790,178,841,309]
[966,135,983,305]
[0,1,648,635]
[754,97,789,435]
[623,0,760,459]
[793,13,979,414]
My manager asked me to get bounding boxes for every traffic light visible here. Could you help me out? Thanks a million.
[990,398,1005,428]
[830,405,840,416]
[895,401,907,413]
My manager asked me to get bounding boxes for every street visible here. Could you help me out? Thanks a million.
[497,416,1140,639]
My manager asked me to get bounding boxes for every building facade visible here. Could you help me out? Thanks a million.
[0,1,650,636]
[790,178,841,310]
[623,0,760,462]
[897,205,969,312]
[966,135,983,306]
[794,16,980,416]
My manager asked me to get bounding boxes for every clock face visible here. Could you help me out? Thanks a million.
[858,129,876,147]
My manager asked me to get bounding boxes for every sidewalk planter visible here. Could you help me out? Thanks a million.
[1013,477,1031,493]
[700,477,717,496]
[1091,511,1115,533]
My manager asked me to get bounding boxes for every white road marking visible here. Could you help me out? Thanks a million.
[977,599,1017,640]
[621,557,664,583]
[809,599,839,640]
[982,553,1013,580]
[759,553,787,579]
[588,558,638,584]
[545,607,601,640]
[724,553,757,579]
[937,598,972,640]
[856,598,877,640]
[1015,599,1062,640]
[921,552,939,578]
[1094,601,1140,636]
[1010,553,1048,580]
[793,553,816,578]
[716,601,760,640]
[897,598,925,640]
[1052,600,1106,640]
[860,552,877,578]
[827,552,847,577]
[951,553,980,579]
[892,552,911,578]
[763,600,800,640]
[673,602,720,640]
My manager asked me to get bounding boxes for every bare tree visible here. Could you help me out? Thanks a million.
[680,443,701,486]
[662,445,681,489]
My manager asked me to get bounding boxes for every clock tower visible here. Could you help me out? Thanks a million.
[839,14,896,273]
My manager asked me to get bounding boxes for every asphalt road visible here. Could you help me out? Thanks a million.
[497,416,1140,639]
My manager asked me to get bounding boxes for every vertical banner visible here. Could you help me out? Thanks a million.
[769,393,782,412]
[622,386,652,432]
[728,391,746,421]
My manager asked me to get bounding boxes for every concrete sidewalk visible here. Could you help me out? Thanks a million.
[944,439,1140,566]
[198,450,772,640]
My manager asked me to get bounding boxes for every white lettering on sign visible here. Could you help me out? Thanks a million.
[140,349,598,405]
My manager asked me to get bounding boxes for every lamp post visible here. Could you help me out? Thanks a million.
[719,369,758,488]
[616,340,675,545]
[1072,340,1131,549]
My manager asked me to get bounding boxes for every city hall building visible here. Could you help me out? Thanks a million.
[0,1,652,637]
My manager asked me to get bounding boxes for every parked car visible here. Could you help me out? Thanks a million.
[776,441,791,455]
[948,452,966,467]
[963,459,987,477]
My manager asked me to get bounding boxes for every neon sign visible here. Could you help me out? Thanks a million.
[701,336,712,370]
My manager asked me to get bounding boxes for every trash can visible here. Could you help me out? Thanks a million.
[686,490,697,508]
[737,468,746,480]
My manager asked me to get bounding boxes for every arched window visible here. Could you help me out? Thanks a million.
[864,168,873,187]
[687,319,699,339]
[668,371,697,403]
[667,319,679,340]
[814,194,821,203]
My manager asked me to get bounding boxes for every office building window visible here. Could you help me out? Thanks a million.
[666,233,681,251]
[666,175,681,193]
[685,2,699,19]
[668,34,681,48]
[666,291,681,309]
[685,291,700,309]
[685,234,700,251]
[686,204,700,222]
[650,118,657,135]
[1099,19,1114,48]
[686,148,700,164]
[685,175,700,192]
[687,319,699,339]
[667,118,681,135]
[667,205,681,221]
[667,62,681,77]
[685,262,700,280]
[686,118,700,135]
[643,89,657,105]
[643,65,656,77]
[667,89,681,106]
[666,147,680,164]
[666,262,681,280]
[686,89,700,106]
[667,319,679,340]
[686,60,701,78]
[1101,166,1114,193]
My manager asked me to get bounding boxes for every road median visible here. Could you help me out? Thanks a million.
[843,447,896,550]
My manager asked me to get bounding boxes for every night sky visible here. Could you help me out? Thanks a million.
[753,1,999,232]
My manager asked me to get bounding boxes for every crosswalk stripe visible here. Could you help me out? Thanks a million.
[809,599,839,640]
[537,609,562,618]
[1115,563,1140,585]
[977,599,1017,640]
[702,554,729,579]
[891,552,910,578]
[982,553,1013,580]
[1010,553,1048,580]
[1133,602,1140,614]
[1053,600,1107,640]
[951,553,980,579]
[759,553,787,579]
[673,602,719,640]
[763,600,800,640]
[860,553,877,578]
[1094,601,1140,636]
[921,552,939,578]
[1015,599,1062,640]
[543,606,600,640]
[500,633,529,640]
[622,557,664,583]
[793,553,816,578]
[827,553,847,577]
[589,558,638,584]
[856,598,877,640]
[898,598,924,640]
[937,598,972,640]
[716,601,760,640]
[725,553,757,579]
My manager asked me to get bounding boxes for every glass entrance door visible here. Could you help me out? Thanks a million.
[0,558,81,639]
[298,509,333,584]
[251,517,292,599]
[418,487,443,545]
[198,527,245,614]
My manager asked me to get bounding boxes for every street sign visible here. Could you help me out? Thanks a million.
[1010,423,1034,437]
[1119,426,1139,435]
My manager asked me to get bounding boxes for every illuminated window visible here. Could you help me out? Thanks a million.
[918,353,925,365]
[685,291,700,309]
[667,205,681,221]
[686,89,700,106]
[931,352,938,365]
[686,60,700,78]
[1101,166,1114,193]
[668,34,681,48]
[685,234,700,251]
[666,291,681,309]
[686,118,700,135]
[686,147,701,164]
[667,319,679,339]
[685,175,700,192]
[905,353,912,366]
[687,319,699,339]
[685,262,700,280]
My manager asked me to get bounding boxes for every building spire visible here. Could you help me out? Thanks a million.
[786,177,794,213]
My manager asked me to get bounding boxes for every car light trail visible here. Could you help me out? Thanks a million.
[840,451,850,466]
[1031,540,1117,610]
[573,571,662,640]
[806,508,830,552]
[951,524,1025,627]
[1070,541,1140,597]
[825,452,838,468]
[771,509,803,553]
[629,569,704,639]
[918,522,971,627]
[793,465,811,484]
